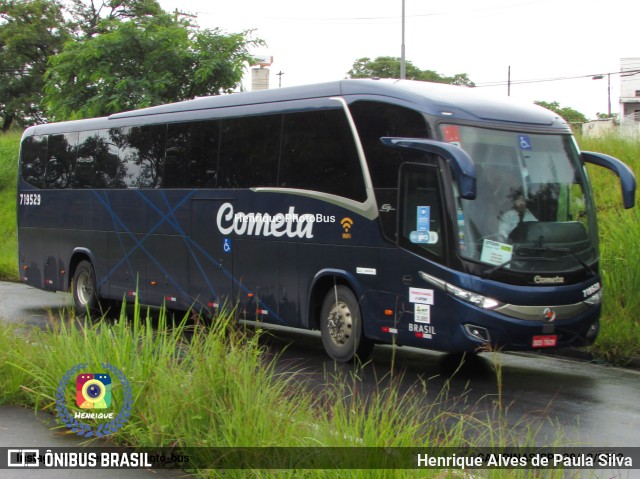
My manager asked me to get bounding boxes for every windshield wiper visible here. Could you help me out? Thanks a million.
[482,254,547,276]
[517,246,597,277]
[483,258,513,276]
[482,246,596,278]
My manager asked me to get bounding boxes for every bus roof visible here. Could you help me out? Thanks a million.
[24,79,568,136]
[111,79,563,126]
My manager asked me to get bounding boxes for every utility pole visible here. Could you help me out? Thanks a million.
[592,73,612,117]
[277,71,285,88]
[606,72,611,118]
[400,0,406,80]
[508,65,511,96]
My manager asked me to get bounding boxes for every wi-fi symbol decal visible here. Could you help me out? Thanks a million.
[340,217,353,239]
[340,217,353,232]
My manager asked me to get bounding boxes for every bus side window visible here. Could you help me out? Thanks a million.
[399,163,445,260]
[349,101,430,189]
[349,101,430,241]
[279,109,366,202]
[116,125,166,189]
[21,135,48,188]
[44,133,78,189]
[76,130,122,188]
[218,115,280,188]
[165,120,219,188]
[76,132,97,188]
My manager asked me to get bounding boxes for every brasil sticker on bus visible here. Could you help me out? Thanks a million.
[532,335,557,348]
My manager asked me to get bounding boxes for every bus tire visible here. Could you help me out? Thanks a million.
[72,260,100,316]
[320,285,373,362]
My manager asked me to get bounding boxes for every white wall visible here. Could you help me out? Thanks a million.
[619,58,640,126]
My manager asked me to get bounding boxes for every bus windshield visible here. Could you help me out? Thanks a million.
[441,124,598,274]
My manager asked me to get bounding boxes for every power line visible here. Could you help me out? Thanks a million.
[190,0,552,25]
[474,68,640,88]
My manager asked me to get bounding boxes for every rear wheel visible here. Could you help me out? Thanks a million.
[72,260,99,316]
[320,285,373,362]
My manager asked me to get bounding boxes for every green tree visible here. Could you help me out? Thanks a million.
[44,13,262,120]
[2,0,263,125]
[347,56,475,87]
[65,0,164,39]
[596,112,617,120]
[535,101,588,124]
[44,12,263,120]
[0,0,68,131]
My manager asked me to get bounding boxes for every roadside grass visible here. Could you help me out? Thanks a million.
[0,301,567,478]
[0,132,19,281]
[577,135,640,364]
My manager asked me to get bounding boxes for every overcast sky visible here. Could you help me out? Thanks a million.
[158,0,639,119]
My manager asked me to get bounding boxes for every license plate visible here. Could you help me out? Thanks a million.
[532,335,557,348]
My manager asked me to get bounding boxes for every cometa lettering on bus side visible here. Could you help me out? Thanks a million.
[216,202,320,238]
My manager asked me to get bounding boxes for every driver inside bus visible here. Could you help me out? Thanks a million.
[498,188,537,241]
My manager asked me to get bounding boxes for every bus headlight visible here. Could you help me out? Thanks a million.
[418,271,502,310]
[584,290,602,306]
[446,284,502,309]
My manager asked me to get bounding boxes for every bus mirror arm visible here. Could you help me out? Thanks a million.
[380,137,477,200]
[582,151,637,209]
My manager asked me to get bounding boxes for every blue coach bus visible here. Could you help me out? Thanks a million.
[17,79,636,362]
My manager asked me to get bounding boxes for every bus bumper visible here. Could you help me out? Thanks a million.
[449,303,601,352]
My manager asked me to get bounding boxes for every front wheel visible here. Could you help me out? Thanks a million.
[320,285,373,362]
[72,260,99,316]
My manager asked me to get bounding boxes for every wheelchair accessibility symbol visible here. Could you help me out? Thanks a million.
[518,135,532,150]
[223,238,232,253]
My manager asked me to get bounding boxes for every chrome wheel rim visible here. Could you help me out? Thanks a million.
[327,301,353,346]
[76,271,93,306]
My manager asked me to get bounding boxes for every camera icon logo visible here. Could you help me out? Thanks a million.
[76,373,112,409]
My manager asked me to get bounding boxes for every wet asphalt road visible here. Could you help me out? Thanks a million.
[1,281,639,475]
[259,322,640,449]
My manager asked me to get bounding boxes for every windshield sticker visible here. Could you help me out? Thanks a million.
[417,206,430,231]
[412,206,437,243]
[410,231,438,244]
[442,125,462,148]
[409,287,434,305]
[518,135,532,150]
[480,239,513,266]
[414,304,431,324]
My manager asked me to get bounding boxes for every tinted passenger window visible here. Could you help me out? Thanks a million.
[21,135,47,188]
[350,101,430,188]
[76,129,120,188]
[279,109,366,201]
[165,121,219,188]
[45,133,78,189]
[115,125,166,188]
[218,115,281,188]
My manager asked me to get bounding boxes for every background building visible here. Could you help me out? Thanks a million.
[583,57,640,138]
[619,57,640,126]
